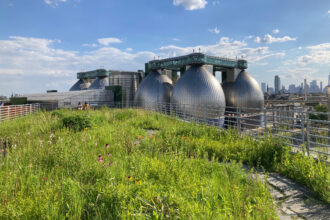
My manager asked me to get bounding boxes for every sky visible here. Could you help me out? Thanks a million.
[0,0,330,96]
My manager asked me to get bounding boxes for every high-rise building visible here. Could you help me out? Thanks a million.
[328,74,330,86]
[320,82,323,92]
[274,75,281,94]
[261,82,266,93]
[310,80,319,93]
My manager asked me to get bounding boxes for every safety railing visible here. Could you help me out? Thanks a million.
[36,100,330,161]
[0,104,40,122]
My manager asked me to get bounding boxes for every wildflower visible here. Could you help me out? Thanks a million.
[135,179,142,185]
[42,177,46,180]
[128,176,133,181]
[183,137,189,139]
[27,132,31,136]
[107,153,111,157]
[108,162,113,166]
[94,126,98,128]
[84,127,88,131]
[98,155,104,162]
[105,144,110,148]
[0,149,4,154]
[274,143,278,146]
[309,175,313,178]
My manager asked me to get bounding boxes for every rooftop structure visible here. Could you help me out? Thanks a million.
[147,53,247,72]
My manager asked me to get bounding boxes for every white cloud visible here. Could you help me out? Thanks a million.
[126,48,133,52]
[272,29,279,34]
[0,36,157,95]
[97,38,122,46]
[44,0,67,7]
[0,35,288,95]
[208,27,220,34]
[82,43,98,48]
[173,0,207,10]
[294,43,330,66]
[159,37,285,62]
[172,38,181,41]
[254,34,296,44]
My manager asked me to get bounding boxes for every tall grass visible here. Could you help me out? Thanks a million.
[0,108,328,219]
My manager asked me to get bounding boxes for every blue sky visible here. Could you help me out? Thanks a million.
[0,0,330,96]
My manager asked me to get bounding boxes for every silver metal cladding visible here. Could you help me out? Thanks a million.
[89,77,109,90]
[134,71,173,109]
[222,71,264,113]
[69,79,83,91]
[171,65,226,118]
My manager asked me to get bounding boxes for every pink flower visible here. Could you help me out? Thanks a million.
[107,153,111,157]
[105,144,110,148]
[98,155,104,162]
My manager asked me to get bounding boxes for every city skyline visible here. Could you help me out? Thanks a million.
[0,0,330,96]
[262,74,329,94]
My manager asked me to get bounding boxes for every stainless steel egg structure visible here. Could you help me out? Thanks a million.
[222,71,264,113]
[69,79,83,91]
[89,77,109,90]
[171,65,226,118]
[134,71,173,109]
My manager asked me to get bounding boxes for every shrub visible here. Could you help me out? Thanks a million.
[61,114,92,131]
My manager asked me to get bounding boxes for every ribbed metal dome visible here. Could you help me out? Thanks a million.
[222,71,264,113]
[89,77,109,90]
[171,65,226,118]
[134,71,173,109]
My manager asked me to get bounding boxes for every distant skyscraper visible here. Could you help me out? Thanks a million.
[320,82,323,92]
[274,75,281,94]
[328,74,330,86]
[261,82,266,93]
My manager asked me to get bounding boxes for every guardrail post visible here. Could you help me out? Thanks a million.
[301,111,305,154]
[306,112,310,156]
[263,108,267,135]
[237,107,241,133]
[203,106,206,124]
[327,87,330,145]
[183,104,186,120]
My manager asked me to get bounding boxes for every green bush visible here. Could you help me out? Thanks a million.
[61,114,92,131]
[310,104,328,121]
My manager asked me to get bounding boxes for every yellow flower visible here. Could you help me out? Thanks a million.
[128,176,133,181]
[84,128,88,130]
[135,179,142,185]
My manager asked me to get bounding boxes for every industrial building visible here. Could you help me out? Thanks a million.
[136,52,264,118]
[17,69,143,109]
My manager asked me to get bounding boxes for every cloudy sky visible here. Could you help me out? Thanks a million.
[0,0,330,96]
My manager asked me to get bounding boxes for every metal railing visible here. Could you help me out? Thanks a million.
[37,100,330,160]
[0,104,40,122]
